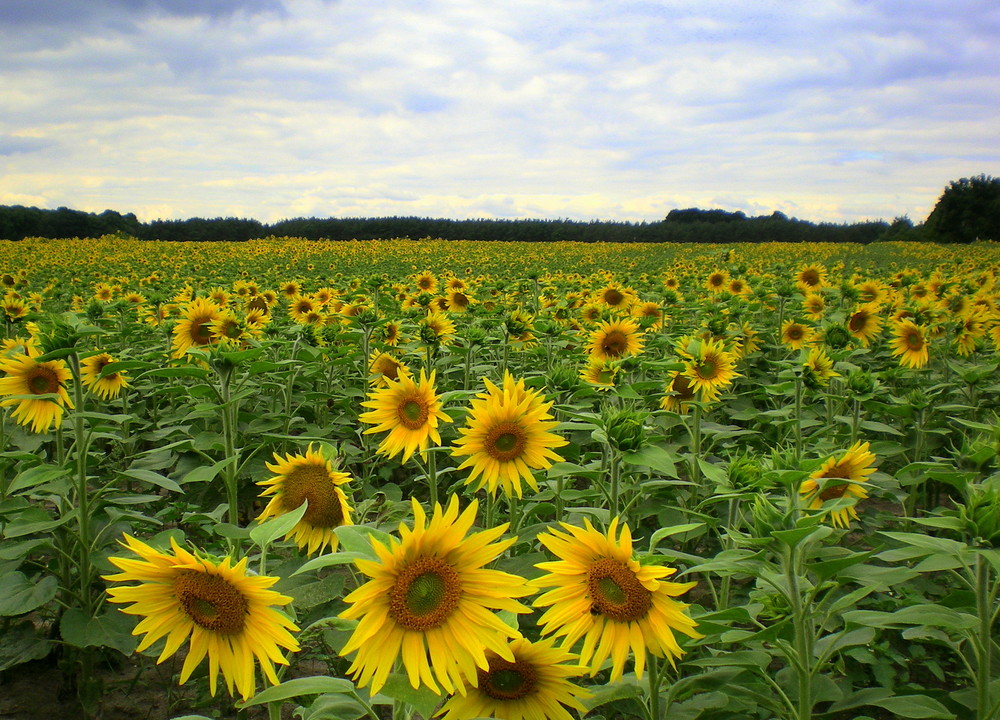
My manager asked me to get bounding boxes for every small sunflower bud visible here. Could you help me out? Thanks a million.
[604,409,647,453]
[959,485,1000,547]
[847,369,877,398]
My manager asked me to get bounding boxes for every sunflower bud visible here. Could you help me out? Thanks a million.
[729,455,765,490]
[418,323,440,347]
[958,485,1000,547]
[847,369,877,398]
[839,282,860,302]
[775,280,796,298]
[820,324,852,350]
[604,409,648,454]
[750,495,785,539]
[547,364,580,394]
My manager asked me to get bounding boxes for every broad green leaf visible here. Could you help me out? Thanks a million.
[334,525,394,559]
[119,468,183,493]
[869,694,953,718]
[648,523,706,551]
[0,572,58,616]
[181,456,237,484]
[375,673,442,719]
[249,501,309,549]
[294,552,370,576]
[622,445,679,477]
[241,676,357,707]
[0,621,51,672]
[7,464,69,494]
[60,607,138,654]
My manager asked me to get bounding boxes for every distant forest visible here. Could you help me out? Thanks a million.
[0,204,924,244]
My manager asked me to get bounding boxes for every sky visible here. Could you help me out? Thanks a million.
[1,0,999,225]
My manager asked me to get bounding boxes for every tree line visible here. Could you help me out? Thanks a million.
[1,175,996,243]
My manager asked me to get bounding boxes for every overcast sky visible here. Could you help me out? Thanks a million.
[1,0,998,225]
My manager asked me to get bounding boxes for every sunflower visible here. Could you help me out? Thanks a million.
[369,350,410,387]
[682,337,740,400]
[579,358,618,390]
[727,278,751,297]
[80,352,129,400]
[705,269,728,294]
[780,320,814,350]
[447,290,474,312]
[660,370,711,414]
[846,306,882,346]
[104,535,300,700]
[802,347,839,387]
[802,292,826,320]
[289,295,318,324]
[795,263,826,291]
[587,318,644,361]
[890,320,930,368]
[379,320,403,346]
[256,444,354,555]
[596,283,634,309]
[414,271,438,294]
[422,311,456,346]
[799,441,877,527]
[436,637,590,720]
[339,496,531,695]
[452,373,567,498]
[533,517,702,682]
[0,354,74,433]
[579,303,604,324]
[359,369,452,463]
[631,301,664,330]
[171,298,222,357]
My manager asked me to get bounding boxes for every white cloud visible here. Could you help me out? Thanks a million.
[1,0,998,225]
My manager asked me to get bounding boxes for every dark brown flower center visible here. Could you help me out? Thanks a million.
[587,558,652,622]
[398,397,429,429]
[800,269,820,286]
[484,422,526,462]
[671,373,696,401]
[388,556,461,631]
[478,656,538,701]
[849,313,868,332]
[173,570,248,634]
[28,367,59,395]
[280,462,345,528]
[905,330,924,350]
[602,331,627,357]
[604,289,624,306]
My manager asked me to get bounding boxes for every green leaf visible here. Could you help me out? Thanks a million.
[375,673,442,719]
[241,676,357,707]
[60,607,138,654]
[648,523,706,551]
[843,604,977,631]
[869,694,953,718]
[7,464,69,494]
[181,456,237,484]
[697,458,729,485]
[880,531,969,557]
[0,621,51,672]
[810,551,873,581]
[581,677,643,711]
[0,572,58,616]
[294,552,370,576]
[119,468,183,493]
[622,445,679,477]
[249,501,309,549]
[334,525,394,559]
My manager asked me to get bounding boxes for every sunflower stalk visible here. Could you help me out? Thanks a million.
[793,376,803,463]
[215,360,242,530]
[647,651,663,720]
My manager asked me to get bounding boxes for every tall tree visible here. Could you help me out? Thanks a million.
[924,175,1000,243]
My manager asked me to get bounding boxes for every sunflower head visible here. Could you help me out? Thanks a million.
[359,369,452,463]
[798,441,877,527]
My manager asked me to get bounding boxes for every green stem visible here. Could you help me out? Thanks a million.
[217,362,240,529]
[610,448,621,519]
[977,554,994,720]
[786,542,813,720]
[850,398,861,446]
[426,448,438,507]
[69,355,94,616]
[689,403,703,484]
[794,377,803,463]
[647,652,661,720]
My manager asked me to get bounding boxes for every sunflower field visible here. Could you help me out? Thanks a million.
[1,235,999,720]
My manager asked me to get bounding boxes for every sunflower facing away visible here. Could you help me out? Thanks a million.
[436,636,590,720]
[799,441,878,527]
[256,444,354,555]
[359,369,452,463]
[0,353,74,433]
[80,352,129,400]
[452,373,567,498]
[890,319,930,368]
[533,517,702,681]
[339,496,532,696]
[104,535,300,700]
[587,318,645,361]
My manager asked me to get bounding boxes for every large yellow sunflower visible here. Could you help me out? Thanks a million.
[436,636,590,720]
[359,369,452,463]
[799,441,877,527]
[533,517,702,681]
[0,354,74,433]
[780,320,814,350]
[339,496,531,696]
[890,320,930,368]
[80,352,129,400]
[171,298,222,357]
[451,373,567,498]
[795,263,827,291]
[682,337,740,400]
[256,444,354,555]
[587,318,645,361]
[104,535,300,701]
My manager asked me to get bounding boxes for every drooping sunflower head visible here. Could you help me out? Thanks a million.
[80,352,129,400]
[799,441,877,527]
[660,370,711,414]
[587,318,645,361]
[359,369,452,463]
[257,443,354,555]
[339,496,532,696]
[368,350,410,387]
[0,354,74,433]
[847,306,883,346]
[802,292,826,319]
[104,535,300,701]
[533,517,702,681]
